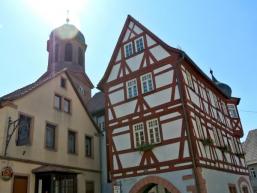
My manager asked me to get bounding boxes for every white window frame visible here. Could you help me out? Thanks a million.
[124,42,133,58]
[195,116,205,139]
[135,36,144,53]
[186,70,194,89]
[141,73,154,94]
[126,79,138,99]
[133,123,145,147]
[227,104,238,118]
[146,119,161,144]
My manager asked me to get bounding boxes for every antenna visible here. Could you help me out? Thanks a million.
[66,10,70,24]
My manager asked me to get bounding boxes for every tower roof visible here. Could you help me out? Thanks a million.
[210,70,232,97]
[50,24,85,44]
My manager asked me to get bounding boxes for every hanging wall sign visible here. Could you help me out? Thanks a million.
[1,166,13,181]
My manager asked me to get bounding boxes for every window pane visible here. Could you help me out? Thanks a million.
[54,95,61,110]
[68,131,76,154]
[64,99,71,113]
[86,181,94,193]
[85,136,93,157]
[17,115,31,145]
[46,123,55,149]
[65,43,72,61]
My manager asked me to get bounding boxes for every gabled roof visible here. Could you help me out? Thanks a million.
[97,15,238,101]
[86,92,105,115]
[0,68,100,133]
[243,129,257,165]
[97,15,180,90]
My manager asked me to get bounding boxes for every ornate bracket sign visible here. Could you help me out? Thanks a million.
[1,166,13,181]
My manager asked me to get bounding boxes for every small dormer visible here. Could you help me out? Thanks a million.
[47,23,87,73]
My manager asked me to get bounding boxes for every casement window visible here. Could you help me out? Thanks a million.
[146,119,161,144]
[228,185,237,193]
[213,128,220,146]
[85,135,93,158]
[135,37,144,52]
[54,95,62,110]
[127,79,138,99]
[186,70,194,89]
[221,101,228,115]
[133,123,145,147]
[45,123,56,150]
[86,181,94,193]
[242,186,249,193]
[65,43,72,61]
[250,168,256,178]
[78,47,84,66]
[227,104,238,118]
[63,98,71,113]
[68,130,77,154]
[17,114,32,146]
[60,77,66,88]
[141,73,153,94]
[195,116,205,139]
[124,42,133,58]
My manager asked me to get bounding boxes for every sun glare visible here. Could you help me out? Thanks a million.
[25,0,88,27]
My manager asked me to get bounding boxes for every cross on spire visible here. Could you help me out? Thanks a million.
[66,10,70,24]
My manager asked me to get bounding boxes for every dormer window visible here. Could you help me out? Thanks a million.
[78,47,84,66]
[135,37,144,52]
[124,42,133,58]
[65,43,72,61]
[227,104,238,118]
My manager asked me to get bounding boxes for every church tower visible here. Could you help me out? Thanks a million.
[41,21,93,104]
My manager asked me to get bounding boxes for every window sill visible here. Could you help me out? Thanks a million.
[45,147,57,152]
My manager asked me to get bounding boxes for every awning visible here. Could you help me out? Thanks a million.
[32,165,80,174]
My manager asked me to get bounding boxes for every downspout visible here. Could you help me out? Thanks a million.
[174,53,203,193]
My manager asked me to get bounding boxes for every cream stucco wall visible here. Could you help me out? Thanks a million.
[0,72,100,193]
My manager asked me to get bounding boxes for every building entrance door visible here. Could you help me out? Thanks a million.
[13,176,28,193]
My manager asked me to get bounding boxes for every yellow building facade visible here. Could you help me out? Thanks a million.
[0,23,100,193]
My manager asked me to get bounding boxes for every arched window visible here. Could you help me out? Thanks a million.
[65,43,72,61]
[54,44,59,62]
[78,47,84,66]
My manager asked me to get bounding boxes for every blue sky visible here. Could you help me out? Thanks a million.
[1,0,257,140]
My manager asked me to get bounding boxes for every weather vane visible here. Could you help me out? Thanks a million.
[66,10,70,24]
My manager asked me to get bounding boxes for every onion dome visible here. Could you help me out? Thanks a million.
[210,70,232,97]
[50,24,86,45]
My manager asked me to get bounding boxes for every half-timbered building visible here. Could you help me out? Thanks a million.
[98,15,252,193]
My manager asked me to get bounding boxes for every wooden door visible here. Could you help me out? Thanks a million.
[13,176,28,193]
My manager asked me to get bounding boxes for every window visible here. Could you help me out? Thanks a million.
[60,77,66,88]
[86,181,94,193]
[228,184,237,193]
[78,47,84,66]
[141,73,153,93]
[186,70,194,89]
[222,101,228,115]
[63,98,71,113]
[17,114,32,146]
[54,95,62,110]
[227,104,238,118]
[68,131,76,154]
[135,37,144,52]
[78,85,85,95]
[127,79,138,99]
[45,123,56,150]
[250,168,256,178]
[124,42,133,58]
[54,44,59,62]
[65,43,72,61]
[85,136,93,158]
[133,123,145,147]
[146,119,161,144]
[195,116,205,139]
[242,186,249,193]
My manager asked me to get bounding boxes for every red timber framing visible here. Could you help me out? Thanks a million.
[98,15,248,192]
